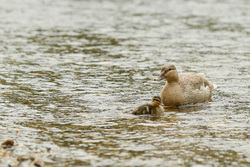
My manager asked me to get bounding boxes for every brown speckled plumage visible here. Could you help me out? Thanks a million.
[132,96,164,116]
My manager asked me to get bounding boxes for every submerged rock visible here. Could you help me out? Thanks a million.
[1,139,14,149]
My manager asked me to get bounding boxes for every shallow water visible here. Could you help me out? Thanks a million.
[0,0,249,166]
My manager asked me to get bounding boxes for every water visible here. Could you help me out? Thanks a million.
[0,0,249,166]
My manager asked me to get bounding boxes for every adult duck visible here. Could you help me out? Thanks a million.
[155,64,214,107]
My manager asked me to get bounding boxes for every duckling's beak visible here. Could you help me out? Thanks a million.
[154,73,164,81]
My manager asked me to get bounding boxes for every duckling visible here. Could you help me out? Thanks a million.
[155,64,214,107]
[132,96,164,117]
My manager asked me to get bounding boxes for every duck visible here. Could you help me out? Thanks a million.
[132,96,164,117]
[155,64,214,107]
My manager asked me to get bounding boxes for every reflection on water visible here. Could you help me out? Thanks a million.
[0,0,250,166]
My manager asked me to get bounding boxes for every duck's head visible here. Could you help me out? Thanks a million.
[155,64,178,82]
[152,96,162,107]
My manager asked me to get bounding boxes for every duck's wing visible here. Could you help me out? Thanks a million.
[179,73,213,90]
[179,73,214,102]
[132,104,156,115]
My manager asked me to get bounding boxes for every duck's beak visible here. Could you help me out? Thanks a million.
[154,73,164,81]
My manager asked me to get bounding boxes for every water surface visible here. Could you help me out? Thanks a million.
[0,0,249,166]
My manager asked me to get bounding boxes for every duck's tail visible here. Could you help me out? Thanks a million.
[212,83,217,89]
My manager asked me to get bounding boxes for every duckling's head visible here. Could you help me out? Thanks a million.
[155,64,178,82]
[152,96,162,107]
